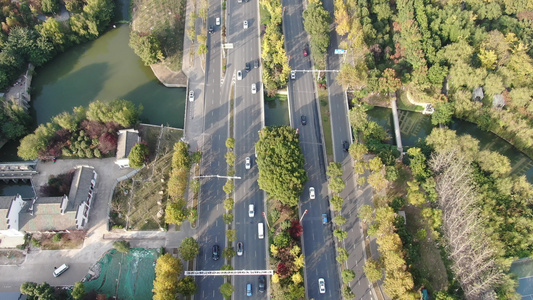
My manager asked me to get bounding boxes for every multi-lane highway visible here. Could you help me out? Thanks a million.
[321,0,376,296]
[194,1,230,298]
[227,0,268,298]
[282,0,341,298]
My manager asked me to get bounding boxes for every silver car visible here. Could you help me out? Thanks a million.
[237,242,243,256]
[243,20,248,29]
[245,156,251,169]
[318,278,326,294]
[251,83,257,94]
[237,70,243,80]
[188,90,194,102]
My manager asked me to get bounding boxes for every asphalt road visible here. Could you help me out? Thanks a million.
[194,2,230,298]
[321,0,377,297]
[226,0,268,298]
[282,0,341,298]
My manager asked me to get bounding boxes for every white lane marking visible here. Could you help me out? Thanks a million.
[216,220,218,226]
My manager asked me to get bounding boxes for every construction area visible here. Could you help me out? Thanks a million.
[83,248,160,299]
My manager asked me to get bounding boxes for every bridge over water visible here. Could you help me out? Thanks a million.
[0,160,39,182]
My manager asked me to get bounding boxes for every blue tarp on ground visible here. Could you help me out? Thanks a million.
[84,248,160,299]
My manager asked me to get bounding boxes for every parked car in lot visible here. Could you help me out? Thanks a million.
[212,245,220,261]
[237,242,243,256]
[237,70,243,80]
[251,83,257,94]
[243,20,248,29]
[245,156,251,169]
[343,140,349,152]
[188,90,194,102]
[309,187,315,199]
[318,278,326,294]
[258,275,266,293]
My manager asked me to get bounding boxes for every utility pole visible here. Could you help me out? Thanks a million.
[193,174,242,179]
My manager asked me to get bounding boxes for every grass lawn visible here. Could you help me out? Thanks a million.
[397,90,425,112]
[265,93,287,102]
[131,0,187,72]
[318,89,333,163]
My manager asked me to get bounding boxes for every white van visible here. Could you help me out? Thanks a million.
[53,264,69,277]
[258,223,264,239]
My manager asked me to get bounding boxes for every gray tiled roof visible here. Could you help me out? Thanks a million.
[67,167,94,213]
[116,130,139,160]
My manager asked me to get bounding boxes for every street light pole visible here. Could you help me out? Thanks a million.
[300,209,308,222]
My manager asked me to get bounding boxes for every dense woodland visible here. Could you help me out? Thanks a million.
[334,0,533,158]
[0,0,115,90]
[350,105,533,299]
[17,99,142,160]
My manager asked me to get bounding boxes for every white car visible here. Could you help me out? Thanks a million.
[245,156,251,169]
[216,17,221,26]
[291,70,295,80]
[318,278,326,294]
[251,83,257,94]
[249,204,255,217]
[237,70,243,80]
[243,20,248,29]
[188,90,194,102]
[309,187,315,199]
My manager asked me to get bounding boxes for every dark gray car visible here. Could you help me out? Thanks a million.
[212,245,220,261]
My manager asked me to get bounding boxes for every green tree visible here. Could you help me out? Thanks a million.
[188,209,198,224]
[128,143,149,168]
[330,195,344,211]
[363,258,383,282]
[343,285,356,299]
[177,276,197,296]
[18,123,57,160]
[113,240,130,253]
[476,150,511,177]
[349,105,369,132]
[153,253,182,300]
[72,282,86,300]
[225,137,235,149]
[333,215,347,226]
[219,282,234,299]
[329,177,346,194]
[327,162,343,178]
[86,99,142,128]
[407,147,430,180]
[349,143,368,161]
[334,229,348,240]
[342,269,356,283]
[378,68,401,95]
[129,32,164,66]
[223,180,234,194]
[336,247,349,264]
[165,201,187,225]
[303,1,331,65]
[225,151,235,166]
[288,284,305,299]
[431,102,454,125]
[223,213,233,224]
[223,246,236,260]
[224,198,234,210]
[179,237,199,261]
[226,229,237,242]
[368,157,383,172]
[256,127,307,207]
[41,0,60,14]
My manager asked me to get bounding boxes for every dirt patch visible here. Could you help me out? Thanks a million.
[0,250,26,265]
[37,231,86,250]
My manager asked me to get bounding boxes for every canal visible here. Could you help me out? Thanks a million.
[367,106,533,183]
